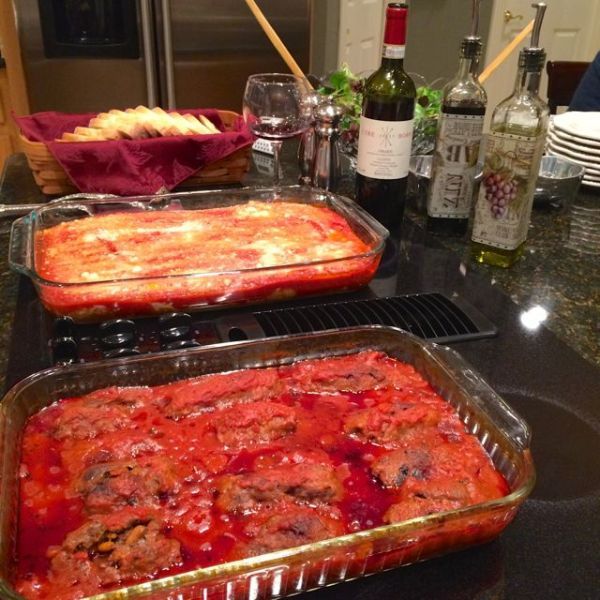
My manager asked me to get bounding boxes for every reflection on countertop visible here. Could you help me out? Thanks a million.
[0,147,598,394]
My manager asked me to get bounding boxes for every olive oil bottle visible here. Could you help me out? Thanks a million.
[471,3,549,267]
[426,0,486,237]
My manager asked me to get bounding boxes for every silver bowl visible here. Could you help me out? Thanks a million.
[407,155,432,213]
[408,155,584,213]
[535,155,585,208]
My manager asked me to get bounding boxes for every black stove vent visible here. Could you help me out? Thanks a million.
[46,293,496,367]
[216,293,497,345]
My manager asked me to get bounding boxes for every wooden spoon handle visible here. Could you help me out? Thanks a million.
[244,0,313,89]
[480,19,534,84]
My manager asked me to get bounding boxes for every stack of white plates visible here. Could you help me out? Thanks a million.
[547,112,600,189]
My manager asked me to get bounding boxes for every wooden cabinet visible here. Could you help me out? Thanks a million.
[1,0,31,172]
[0,68,18,171]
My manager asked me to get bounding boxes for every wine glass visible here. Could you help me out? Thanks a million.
[243,73,311,188]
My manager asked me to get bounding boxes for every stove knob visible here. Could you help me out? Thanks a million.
[103,347,141,359]
[53,316,75,339]
[163,339,201,351]
[99,319,137,349]
[158,312,192,343]
[52,336,78,365]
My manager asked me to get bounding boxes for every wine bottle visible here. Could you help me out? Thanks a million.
[355,3,416,232]
[426,0,486,237]
[471,3,549,267]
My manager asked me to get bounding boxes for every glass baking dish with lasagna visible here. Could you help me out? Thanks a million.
[0,326,535,600]
[8,186,388,322]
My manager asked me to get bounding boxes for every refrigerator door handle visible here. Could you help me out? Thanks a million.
[140,0,159,106]
[161,0,177,109]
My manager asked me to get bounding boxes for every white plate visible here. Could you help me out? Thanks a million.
[547,142,600,170]
[547,145,600,174]
[581,178,600,189]
[553,111,600,142]
[548,130,600,157]
[549,123,600,149]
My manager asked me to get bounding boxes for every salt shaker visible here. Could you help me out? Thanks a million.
[297,91,322,185]
[312,97,345,192]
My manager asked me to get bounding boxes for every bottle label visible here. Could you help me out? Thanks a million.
[383,44,405,59]
[356,116,414,180]
[471,131,545,250]
[427,113,484,218]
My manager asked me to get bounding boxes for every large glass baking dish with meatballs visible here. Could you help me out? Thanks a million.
[8,186,387,323]
[0,326,535,599]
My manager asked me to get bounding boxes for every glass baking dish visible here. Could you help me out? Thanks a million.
[0,326,534,600]
[8,186,388,322]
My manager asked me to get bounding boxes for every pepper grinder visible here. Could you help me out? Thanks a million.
[297,91,322,185]
[312,97,345,192]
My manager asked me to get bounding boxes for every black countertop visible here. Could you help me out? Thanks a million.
[1,148,600,599]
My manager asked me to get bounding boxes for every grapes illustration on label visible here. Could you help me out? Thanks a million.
[481,145,529,220]
[482,172,519,219]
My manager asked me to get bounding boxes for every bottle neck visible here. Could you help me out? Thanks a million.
[382,41,405,61]
[513,66,542,97]
[455,56,473,80]
[380,55,405,70]
[469,56,481,77]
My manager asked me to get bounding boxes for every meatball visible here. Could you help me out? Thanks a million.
[283,351,430,394]
[383,478,471,524]
[241,505,343,557]
[371,448,431,488]
[77,457,178,513]
[215,463,343,513]
[82,386,154,410]
[343,401,440,446]
[383,497,464,523]
[51,387,153,440]
[160,368,282,419]
[52,405,131,440]
[284,351,390,393]
[47,512,181,589]
[212,401,297,449]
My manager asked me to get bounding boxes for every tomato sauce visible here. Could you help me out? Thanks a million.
[14,351,509,599]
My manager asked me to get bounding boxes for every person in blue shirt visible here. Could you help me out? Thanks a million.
[569,51,600,111]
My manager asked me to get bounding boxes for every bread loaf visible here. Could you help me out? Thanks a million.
[57,106,221,142]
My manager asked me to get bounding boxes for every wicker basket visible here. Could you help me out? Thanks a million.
[19,110,251,196]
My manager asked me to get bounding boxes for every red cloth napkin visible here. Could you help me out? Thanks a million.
[15,109,253,196]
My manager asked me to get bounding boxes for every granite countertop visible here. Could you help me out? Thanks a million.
[414,199,600,368]
[0,149,598,393]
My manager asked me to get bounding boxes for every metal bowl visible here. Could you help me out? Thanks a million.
[534,155,585,208]
[408,155,584,213]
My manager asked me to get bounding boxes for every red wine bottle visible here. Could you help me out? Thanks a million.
[355,3,416,232]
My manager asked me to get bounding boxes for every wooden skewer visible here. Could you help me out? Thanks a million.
[480,19,534,84]
[244,0,313,89]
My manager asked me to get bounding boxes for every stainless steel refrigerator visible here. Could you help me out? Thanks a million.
[13,0,312,113]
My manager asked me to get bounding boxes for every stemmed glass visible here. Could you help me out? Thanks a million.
[243,73,312,188]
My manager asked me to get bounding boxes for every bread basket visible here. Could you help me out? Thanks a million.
[19,110,251,195]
